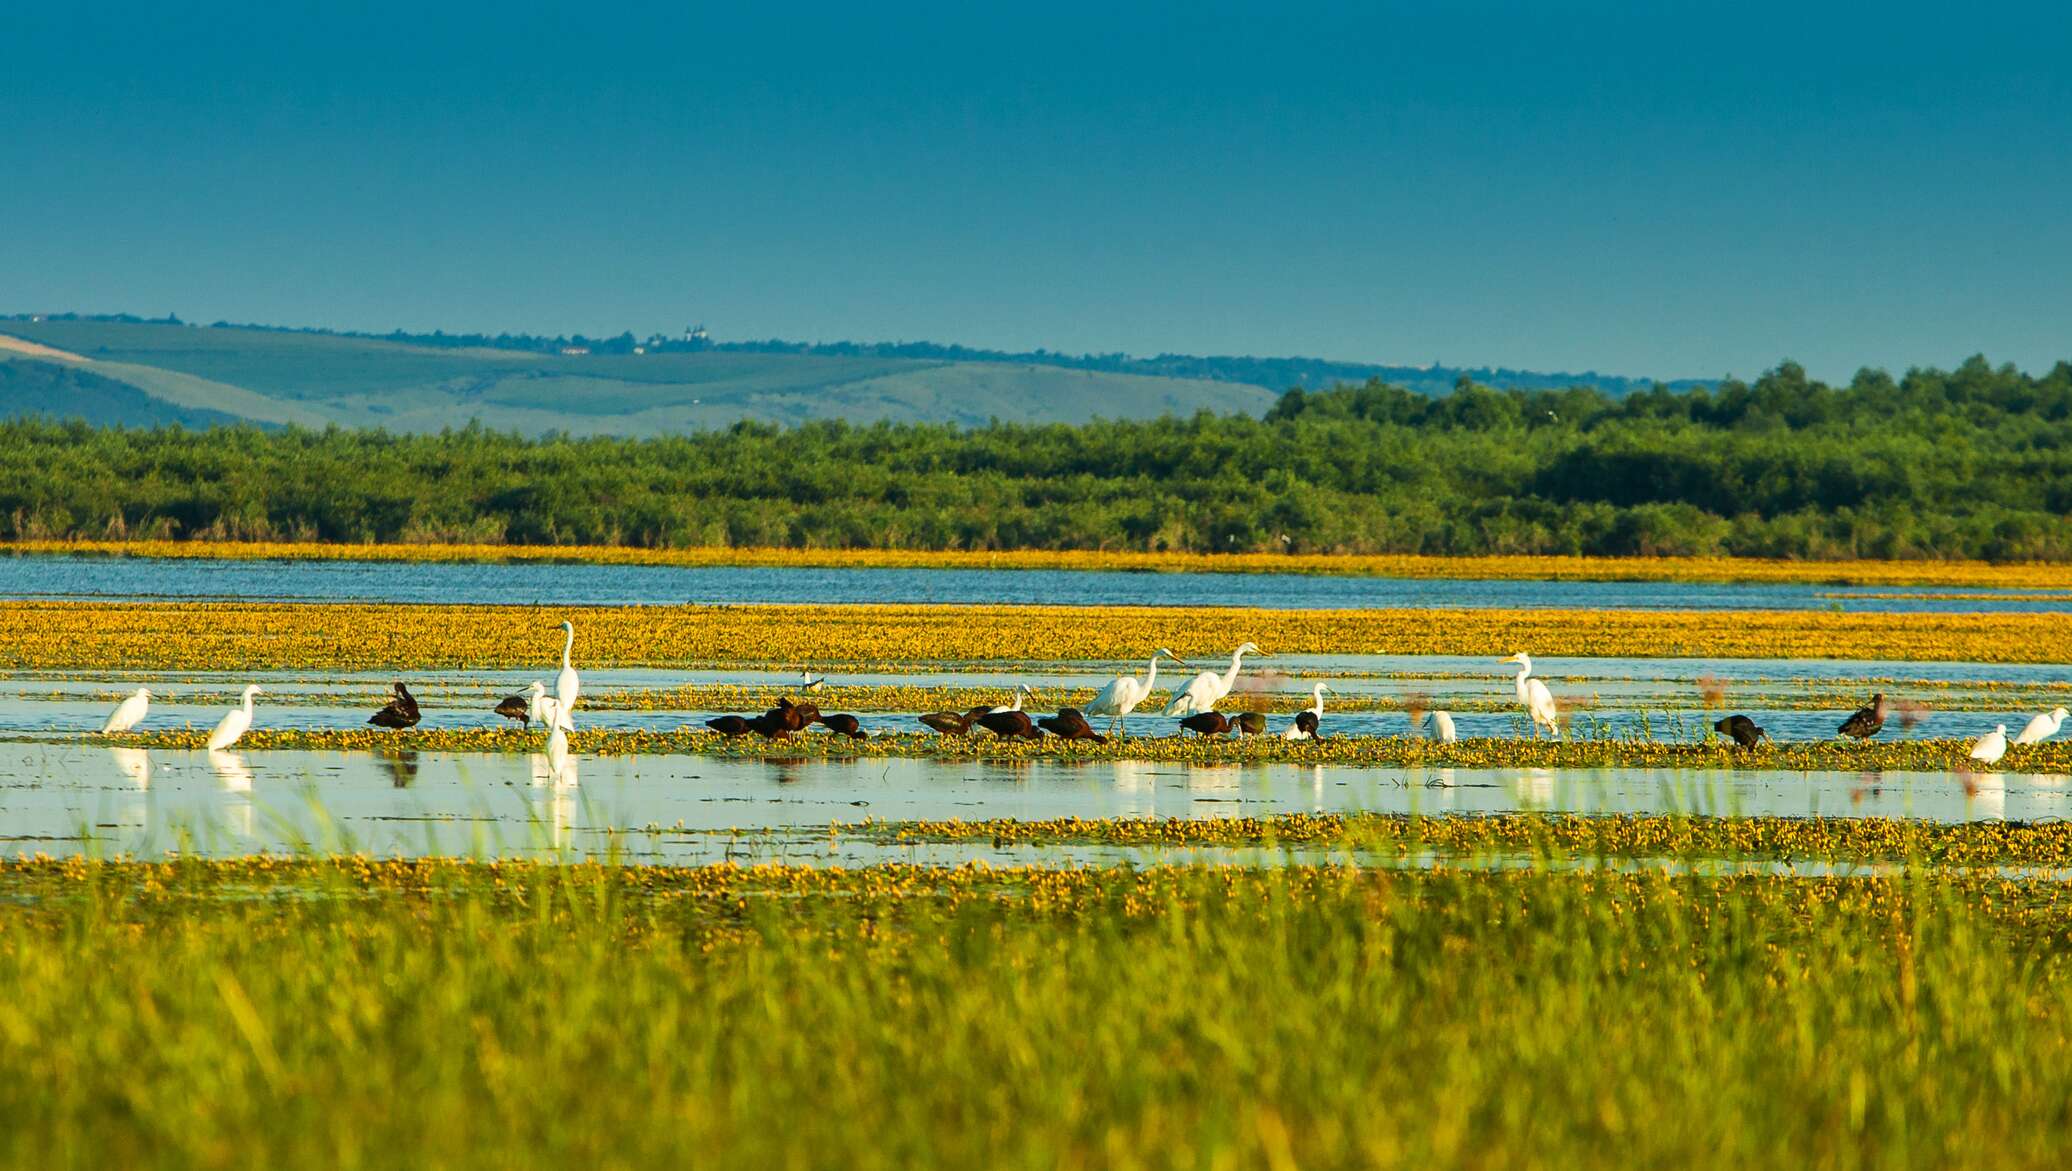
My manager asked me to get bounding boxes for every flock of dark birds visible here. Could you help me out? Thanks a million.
[1712,692,1893,749]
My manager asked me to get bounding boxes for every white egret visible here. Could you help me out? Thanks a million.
[1970,724,2008,767]
[1500,653,1560,738]
[494,681,547,728]
[100,687,151,734]
[540,697,571,766]
[1420,710,1458,743]
[1085,649,1190,736]
[552,620,579,731]
[207,685,263,751]
[2014,707,2070,746]
[1282,683,1331,740]
[987,685,1035,715]
[1163,642,1266,717]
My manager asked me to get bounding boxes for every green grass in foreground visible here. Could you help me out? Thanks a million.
[5,859,2072,1169]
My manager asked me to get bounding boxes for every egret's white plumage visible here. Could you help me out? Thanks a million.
[207,685,262,751]
[2014,707,2070,746]
[524,680,549,726]
[1970,724,2008,766]
[987,685,1034,715]
[1085,649,1188,735]
[101,687,151,735]
[1163,642,1265,717]
[1421,710,1458,743]
[553,620,579,731]
[1501,653,1560,737]
[1282,683,1331,740]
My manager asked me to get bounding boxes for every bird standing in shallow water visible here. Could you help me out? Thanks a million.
[1178,711,1235,737]
[706,715,754,736]
[1282,683,1331,740]
[1418,710,1457,743]
[1233,711,1268,736]
[1838,693,1888,739]
[551,620,579,731]
[1038,708,1106,742]
[1970,724,2009,766]
[208,685,263,751]
[1500,653,1560,738]
[495,682,546,729]
[369,682,420,729]
[1714,714,1766,749]
[977,708,1043,739]
[1086,649,1189,737]
[2014,707,2070,746]
[1164,644,1265,717]
[818,713,867,740]
[101,687,150,735]
[919,706,990,735]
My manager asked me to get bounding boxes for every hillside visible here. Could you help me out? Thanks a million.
[0,319,1276,434]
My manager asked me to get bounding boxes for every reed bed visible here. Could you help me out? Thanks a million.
[99,726,2072,772]
[15,538,2072,587]
[5,600,2066,669]
[5,858,2072,1169]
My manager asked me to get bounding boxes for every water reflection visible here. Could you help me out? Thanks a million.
[108,746,150,789]
[207,750,255,836]
[377,750,420,789]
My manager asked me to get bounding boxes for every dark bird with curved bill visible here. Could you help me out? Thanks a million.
[494,681,545,729]
[818,713,867,740]
[369,682,420,730]
[1178,711,1235,737]
[919,706,990,735]
[1288,709,1321,740]
[1714,714,1767,749]
[977,709,1044,739]
[1233,711,1267,736]
[706,715,755,737]
[1839,693,1889,739]
[1037,708,1106,743]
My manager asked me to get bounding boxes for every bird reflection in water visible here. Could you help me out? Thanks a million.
[208,749,256,837]
[378,750,420,789]
[109,746,151,790]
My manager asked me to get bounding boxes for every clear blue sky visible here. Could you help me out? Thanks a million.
[5,1,2067,380]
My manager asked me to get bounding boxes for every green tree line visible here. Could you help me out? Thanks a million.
[5,356,2070,558]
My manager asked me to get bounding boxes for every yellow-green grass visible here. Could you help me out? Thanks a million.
[99,726,2072,772]
[853,812,2072,867]
[6,858,2072,1169]
[14,538,2072,587]
[5,599,2067,669]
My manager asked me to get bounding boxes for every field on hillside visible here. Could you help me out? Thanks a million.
[0,319,1273,432]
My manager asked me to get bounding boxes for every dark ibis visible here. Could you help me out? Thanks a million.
[1714,714,1766,749]
[1838,693,1888,739]
[1178,711,1234,737]
[1281,683,1330,740]
[369,682,420,730]
[977,709,1043,739]
[818,713,867,740]
[1232,711,1268,736]
[495,682,545,729]
[1037,708,1106,742]
[706,715,755,737]
[919,706,989,735]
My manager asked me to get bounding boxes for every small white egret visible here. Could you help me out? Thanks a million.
[1282,683,1331,740]
[2014,707,2070,746]
[987,685,1035,715]
[101,687,151,735]
[1970,724,2008,766]
[207,685,262,751]
[1085,649,1190,736]
[1420,710,1458,743]
[552,620,579,731]
[1500,653,1560,738]
[1163,642,1266,717]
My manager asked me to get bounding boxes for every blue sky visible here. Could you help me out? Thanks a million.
[5,1,2068,380]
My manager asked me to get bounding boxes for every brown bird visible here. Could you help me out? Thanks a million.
[977,709,1043,739]
[1288,709,1321,739]
[494,682,543,728]
[818,713,867,740]
[1179,711,1234,737]
[1233,711,1267,736]
[705,715,755,737]
[1037,708,1106,742]
[1714,714,1767,749]
[1839,693,1888,739]
[919,706,990,735]
[369,682,420,730]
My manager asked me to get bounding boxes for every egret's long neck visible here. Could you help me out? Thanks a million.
[1143,656,1160,690]
[1222,649,1247,690]
[1308,686,1326,717]
[560,628,575,670]
[242,690,256,714]
[1514,663,1530,700]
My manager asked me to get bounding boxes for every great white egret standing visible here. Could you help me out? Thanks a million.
[1500,653,1560,738]
[1283,683,1331,740]
[2014,707,2070,746]
[1163,642,1265,717]
[1085,648,1190,736]
[1419,710,1458,743]
[207,685,263,751]
[101,687,151,734]
[1970,724,2008,766]
[553,620,579,731]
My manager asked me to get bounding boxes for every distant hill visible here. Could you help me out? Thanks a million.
[0,314,1708,434]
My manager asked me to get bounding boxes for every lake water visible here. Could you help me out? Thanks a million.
[3,554,2069,612]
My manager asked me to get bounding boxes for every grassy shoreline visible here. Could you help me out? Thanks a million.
[5,599,2068,667]
[12,538,2072,587]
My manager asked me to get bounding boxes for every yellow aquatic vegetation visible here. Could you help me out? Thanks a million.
[13,539,2072,588]
[4,599,2070,669]
[101,725,2072,771]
